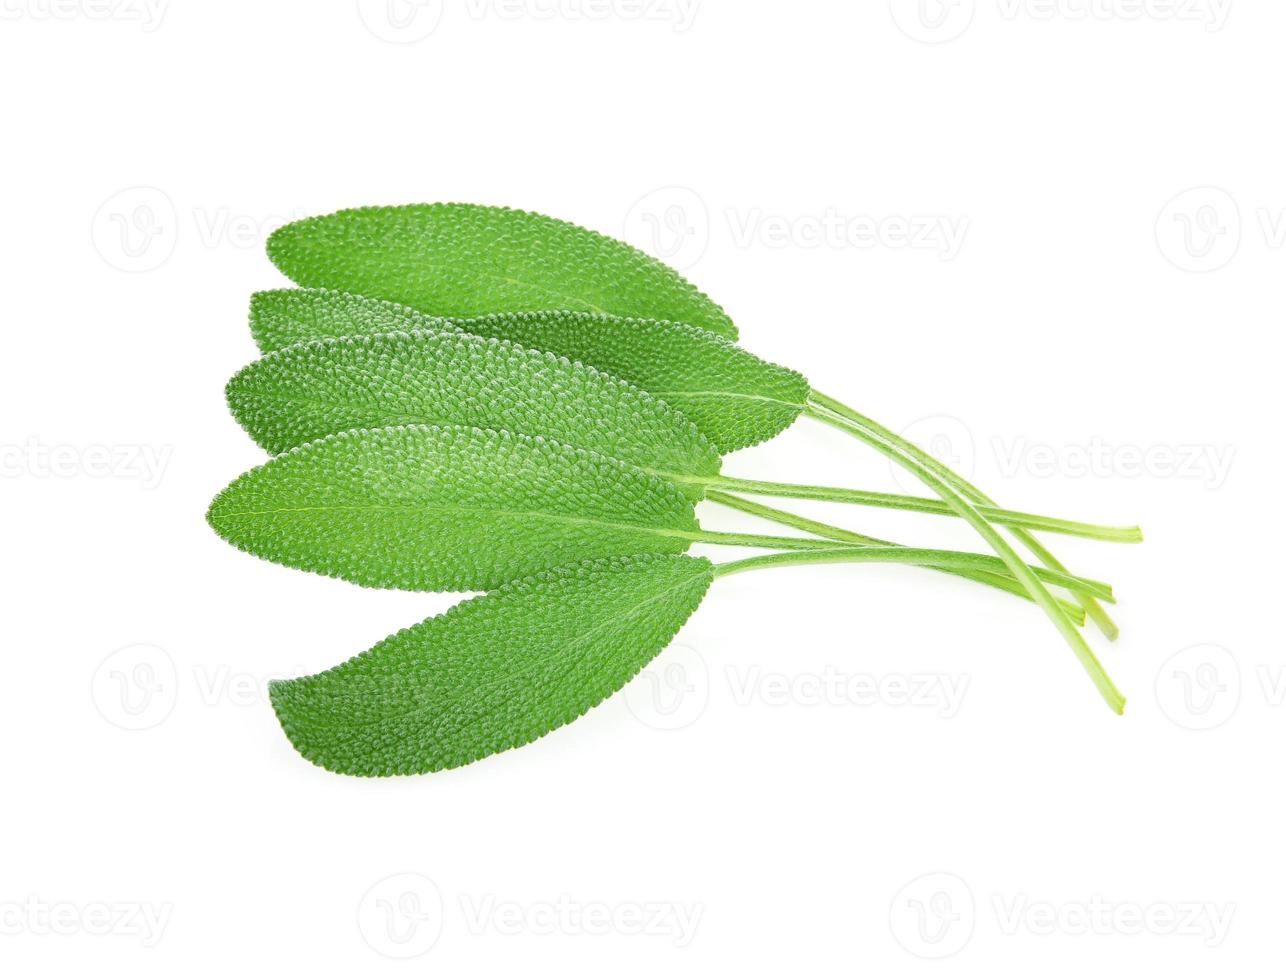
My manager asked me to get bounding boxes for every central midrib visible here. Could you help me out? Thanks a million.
[215,499,699,540]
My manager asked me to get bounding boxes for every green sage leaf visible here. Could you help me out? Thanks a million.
[248,285,450,354]
[452,310,808,452]
[206,424,699,592]
[226,328,722,484]
[269,554,715,775]
[250,289,807,453]
[266,203,736,338]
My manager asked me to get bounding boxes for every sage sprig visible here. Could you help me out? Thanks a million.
[260,203,1141,712]
[206,199,1145,777]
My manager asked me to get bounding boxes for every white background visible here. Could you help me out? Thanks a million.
[0,0,1278,975]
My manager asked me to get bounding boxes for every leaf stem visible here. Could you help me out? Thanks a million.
[714,546,1097,586]
[691,525,1113,601]
[705,490,1086,624]
[809,389,1128,640]
[673,473,1142,543]
[804,399,1125,714]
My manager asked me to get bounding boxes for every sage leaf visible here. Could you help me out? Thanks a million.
[226,328,722,484]
[266,203,736,339]
[207,424,699,591]
[249,285,449,354]
[269,554,714,775]
[250,288,807,454]
[450,311,808,452]
[244,292,1137,545]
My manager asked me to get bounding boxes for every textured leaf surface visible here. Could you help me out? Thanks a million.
[206,424,698,591]
[266,203,736,338]
[249,286,450,354]
[451,310,808,452]
[250,289,807,453]
[270,554,715,775]
[227,329,721,485]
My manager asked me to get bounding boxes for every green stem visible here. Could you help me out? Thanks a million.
[809,389,1127,641]
[805,401,1125,714]
[691,524,1113,601]
[673,473,1141,544]
[713,546,1096,584]
[706,490,1086,625]
[705,490,887,547]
